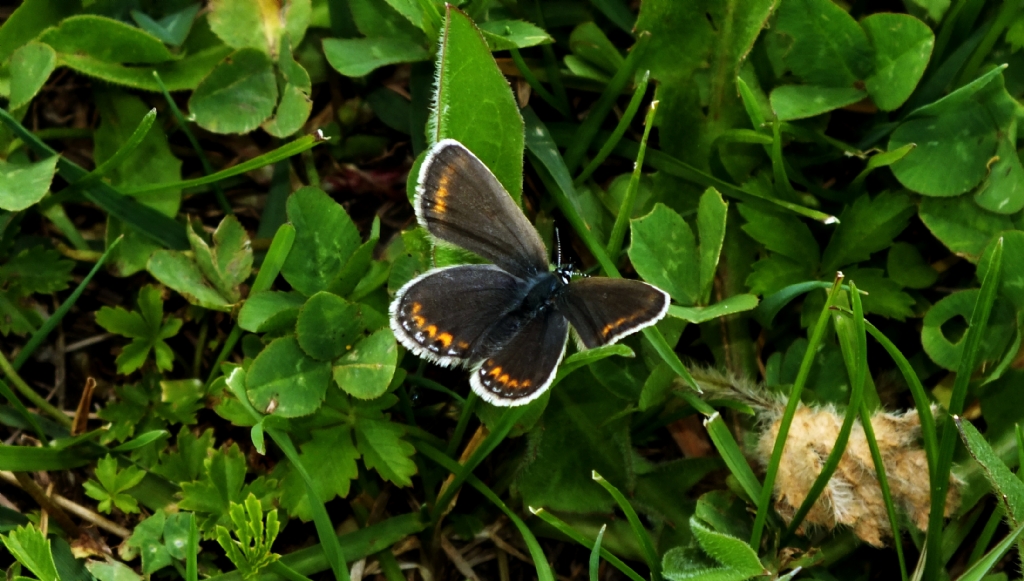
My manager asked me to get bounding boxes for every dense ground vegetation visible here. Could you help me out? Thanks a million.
[2,0,1024,579]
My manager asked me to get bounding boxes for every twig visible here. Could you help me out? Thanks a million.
[440,535,481,581]
[0,471,131,537]
[11,471,81,537]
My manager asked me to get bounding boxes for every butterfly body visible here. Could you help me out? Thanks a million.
[390,139,670,406]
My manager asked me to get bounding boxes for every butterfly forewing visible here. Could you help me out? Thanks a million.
[390,265,524,367]
[555,278,670,349]
[470,307,569,406]
[416,140,549,279]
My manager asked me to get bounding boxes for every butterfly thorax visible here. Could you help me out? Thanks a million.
[520,272,565,315]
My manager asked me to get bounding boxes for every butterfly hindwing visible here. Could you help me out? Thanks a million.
[416,139,549,279]
[470,308,569,406]
[390,265,524,367]
[555,278,670,349]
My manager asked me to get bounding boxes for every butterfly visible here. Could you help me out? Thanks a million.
[389,139,670,406]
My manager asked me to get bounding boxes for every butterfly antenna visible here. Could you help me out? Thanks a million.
[555,228,563,269]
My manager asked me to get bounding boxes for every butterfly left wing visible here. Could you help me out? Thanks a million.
[555,278,670,349]
[390,264,525,367]
[416,139,550,279]
[470,309,569,406]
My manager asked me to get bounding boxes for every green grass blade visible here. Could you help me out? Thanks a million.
[186,512,198,581]
[924,237,1003,579]
[562,31,650,173]
[576,70,650,186]
[606,95,657,259]
[592,471,661,581]
[120,135,323,197]
[432,407,525,521]
[79,108,156,185]
[153,71,231,214]
[590,524,606,581]
[416,441,555,581]
[782,281,869,542]
[0,380,48,443]
[267,428,350,581]
[0,107,189,250]
[862,320,938,473]
[13,236,123,370]
[956,524,1024,581]
[530,508,646,581]
[703,410,762,502]
[750,274,845,549]
[252,224,296,293]
[510,49,570,117]
[965,507,1003,567]
[445,391,477,457]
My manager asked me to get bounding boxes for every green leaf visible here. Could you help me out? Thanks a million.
[888,100,999,197]
[190,215,253,303]
[354,414,416,487]
[956,417,1024,526]
[629,203,699,305]
[1,525,58,581]
[478,20,553,50]
[861,13,934,111]
[246,336,330,417]
[179,443,278,535]
[88,560,144,581]
[661,519,764,581]
[9,41,56,110]
[84,455,146,514]
[332,329,398,399]
[842,268,915,320]
[918,196,1013,263]
[737,203,819,267]
[189,49,278,135]
[209,0,284,53]
[153,428,216,484]
[774,0,873,87]
[95,89,182,217]
[95,285,183,374]
[54,45,232,92]
[148,251,234,311]
[263,83,313,138]
[280,425,359,521]
[238,291,305,333]
[280,187,361,296]
[697,188,728,303]
[130,4,200,47]
[0,155,58,212]
[974,118,1024,215]
[429,6,524,203]
[322,37,429,77]
[554,344,634,384]
[296,292,363,361]
[39,15,177,64]
[922,289,1015,370]
[0,246,73,296]
[822,191,914,272]
[669,294,760,324]
[770,85,866,121]
[214,494,281,580]
[887,242,938,289]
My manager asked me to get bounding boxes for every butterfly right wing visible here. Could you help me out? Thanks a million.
[416,139,549,279]
[555,277,670,349]
[389,264,524,367]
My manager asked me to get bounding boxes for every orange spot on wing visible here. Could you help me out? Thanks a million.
[602,316,630,337]
[412,303,422,314]
[436,332,453,348]
[433,171,452,214]
[488,366,503,378]
[424,325,437,338]
[457,340,470,349]
[521,380,531,388]
[412,315,426,327]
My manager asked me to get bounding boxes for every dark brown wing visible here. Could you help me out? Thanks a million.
[555,278,670,349]
[390,265,524,368]
[416,139,549,279]
[469,308,569,406]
